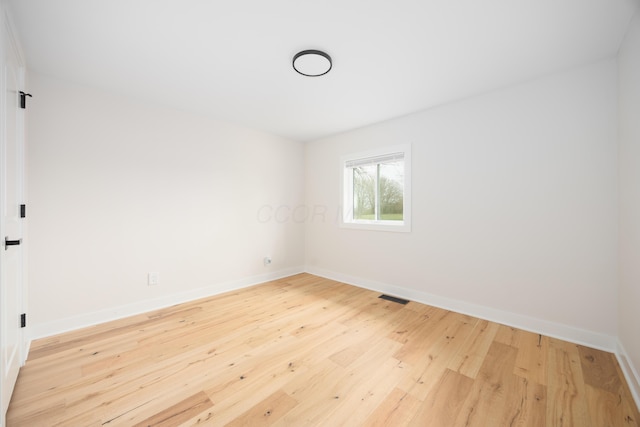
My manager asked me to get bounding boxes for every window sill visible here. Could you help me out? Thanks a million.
[340,220,411,233]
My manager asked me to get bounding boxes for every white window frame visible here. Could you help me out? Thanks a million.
[341,144,411,232]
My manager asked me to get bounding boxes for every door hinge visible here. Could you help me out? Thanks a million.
[20,204,26,218]
[20,313,26,328]
[19,91,32,109]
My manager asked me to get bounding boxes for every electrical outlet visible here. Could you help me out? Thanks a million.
[148,272,159,286]
[263,257,272,266]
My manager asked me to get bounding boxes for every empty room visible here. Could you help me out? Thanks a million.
[1,0,640,425]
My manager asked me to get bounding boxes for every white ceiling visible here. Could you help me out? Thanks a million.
[8,0,639,141]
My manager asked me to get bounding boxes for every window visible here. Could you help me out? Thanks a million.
[342,145,411,232]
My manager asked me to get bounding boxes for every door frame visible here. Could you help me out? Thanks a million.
[0,2,27,421]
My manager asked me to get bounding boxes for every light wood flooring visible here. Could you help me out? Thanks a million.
[7,273,640,426]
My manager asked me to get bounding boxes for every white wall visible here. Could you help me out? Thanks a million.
[306,59,619,346]
[618,9,640,404]
[27,72,305,338]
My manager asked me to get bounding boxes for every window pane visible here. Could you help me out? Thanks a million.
[353,165,376,220]
[378,160,403,221]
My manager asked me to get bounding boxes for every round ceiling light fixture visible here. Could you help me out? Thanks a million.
[292,50,332,77]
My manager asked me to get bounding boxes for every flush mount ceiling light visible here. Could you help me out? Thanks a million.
[292,50,332,77]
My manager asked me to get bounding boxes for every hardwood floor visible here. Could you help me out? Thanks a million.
[7,273,640,426]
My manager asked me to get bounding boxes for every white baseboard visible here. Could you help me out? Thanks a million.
[305,266,617,352]
[617,341,640,410]
[27,266,305,343]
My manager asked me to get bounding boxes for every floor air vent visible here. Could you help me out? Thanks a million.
[378,294,410,305]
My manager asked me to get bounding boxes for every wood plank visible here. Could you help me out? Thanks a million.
[621,391,640,427]
[615,359,640,427]
[514,330,549,386]
[225,390,298,427]
[494,323,520,347]
[130,391,213,427]
[396,311,477,401]
[453,341,521,426]
[585,384,632,427]
[447,319,499,379]
[407,369,474,426]
[361,387,422,427]
[317,354,408,425]
[546,338,592,427]
[274,338,404,425]
[577,345,622,394]
[393,310,475,366]
[506,375,547,426]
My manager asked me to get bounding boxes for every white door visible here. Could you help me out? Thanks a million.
[0,13,25,420]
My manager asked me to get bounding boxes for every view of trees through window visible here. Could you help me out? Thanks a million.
[353,160,404,221]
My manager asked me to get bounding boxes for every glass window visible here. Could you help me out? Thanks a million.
[342,145,411,232]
